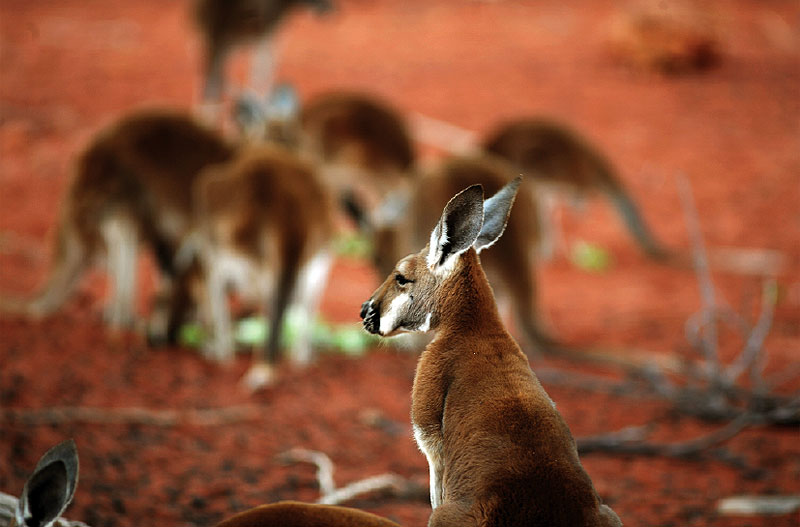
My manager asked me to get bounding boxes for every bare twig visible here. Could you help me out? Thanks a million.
[725,280,776,392]
[578,412,754,457]
[0,405,262,427]
[278,449,426,505]
[676,174,720,379]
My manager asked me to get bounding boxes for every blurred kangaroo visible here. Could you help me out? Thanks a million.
[0,110,335,388]
[368,154,554,356]
[3,440,81,527]
[190,145,335,388]
[483,117,672,260]
[360,179,622,526]
[234,88,416,229]
[193,0,333,120]
[0,109,235,338]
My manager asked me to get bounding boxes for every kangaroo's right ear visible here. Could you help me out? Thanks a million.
[427,184,484,270]
[233,91,268,137]
[265,83,300,121]
[15,439,79,527]
[474,176,521,253]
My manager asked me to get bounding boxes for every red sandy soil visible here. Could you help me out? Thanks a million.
[1,1,799,526]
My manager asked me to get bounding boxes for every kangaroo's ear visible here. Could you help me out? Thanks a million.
[16,439,79,527]
[427,184,484,270]
[474,176,521,253]
[232,90,268,136]
[265,82,300,121]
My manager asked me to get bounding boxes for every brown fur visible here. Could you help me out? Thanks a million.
[298,91,416,223]
[193,144,335,382]
[0,108,234,333]
[214,501,401,527]
[193,0,332,106]
[362,182,622,526]
[372,154,553,355]
[483,117,672,260]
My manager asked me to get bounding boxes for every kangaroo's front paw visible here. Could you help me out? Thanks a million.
[202,337,235,362]
[241,362,277,391]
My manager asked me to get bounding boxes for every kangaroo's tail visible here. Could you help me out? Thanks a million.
[0,220,88,318]
[595,158,673,261]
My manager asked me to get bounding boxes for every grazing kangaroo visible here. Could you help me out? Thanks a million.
[0,109,235,339]
[369,154,553,356]
[234,88,416,228]
[193,0,333,119]
[483,117,672,261]
[360,179,622,526]
[214,501,400,527]
[0,110,334,387]
[191,144,335,387]
[4,440,80,527]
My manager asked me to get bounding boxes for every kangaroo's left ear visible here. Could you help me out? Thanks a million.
[16,439,79,527]
[474,176,521,253]
[427,184,485,269]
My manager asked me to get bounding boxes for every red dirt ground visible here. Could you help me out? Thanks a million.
[1,1,798,526]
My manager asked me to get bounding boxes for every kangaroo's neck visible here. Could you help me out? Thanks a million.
[434,249,506,338]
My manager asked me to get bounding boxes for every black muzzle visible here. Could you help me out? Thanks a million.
[360,300,380,335]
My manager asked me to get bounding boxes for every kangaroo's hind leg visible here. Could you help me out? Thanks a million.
[100,215,139,330]
[287,249,333,366]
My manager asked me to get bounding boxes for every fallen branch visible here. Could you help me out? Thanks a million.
[577,412,754,457]
[279,449,427,505]
[0,405,262,427]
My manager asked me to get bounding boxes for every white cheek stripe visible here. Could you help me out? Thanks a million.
[417,312,432,332]
[379,292,410,335]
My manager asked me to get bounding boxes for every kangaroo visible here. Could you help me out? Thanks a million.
[0,110,335,388]
[360,179,622,526]
[191,144,335,388]
[234,88,416,229]
[369,154,553,356]
[214,501,401,527]
[483,117,672,261]
[0,108,235,340]
[4,440,80,527]
[193,0,333,120]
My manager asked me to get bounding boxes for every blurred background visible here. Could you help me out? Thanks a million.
[0,1,798,526]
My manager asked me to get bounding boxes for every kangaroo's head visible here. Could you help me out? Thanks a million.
[361,177,520,337]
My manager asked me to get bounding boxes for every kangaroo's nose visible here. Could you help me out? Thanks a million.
[360,300,371,320]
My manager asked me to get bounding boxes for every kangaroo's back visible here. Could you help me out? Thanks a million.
[300,91,415,175]
[215,501,401,527]
[483,117,673,260]
[197,144,333,262]
[71,109,234,238]
[483,118,616,191]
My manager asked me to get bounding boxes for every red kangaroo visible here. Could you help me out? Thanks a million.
[483,117,672,261]
[360,178,622,526]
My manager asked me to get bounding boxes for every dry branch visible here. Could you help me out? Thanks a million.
[279,449,427,505]
[0,405,262,427]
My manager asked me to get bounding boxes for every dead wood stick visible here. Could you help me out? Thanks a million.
[0,405,262,427]
[676,173,721,379]
[279,449,426,505]
[577,412,755,457]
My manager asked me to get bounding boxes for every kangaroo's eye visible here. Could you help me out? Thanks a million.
[395,273,412,286]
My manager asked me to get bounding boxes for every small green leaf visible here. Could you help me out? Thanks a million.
[570,241,613,272]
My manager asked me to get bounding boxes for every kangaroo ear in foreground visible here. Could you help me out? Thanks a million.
[16,439,79,527]
[474,176,522,253]
[427,184,485,269]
